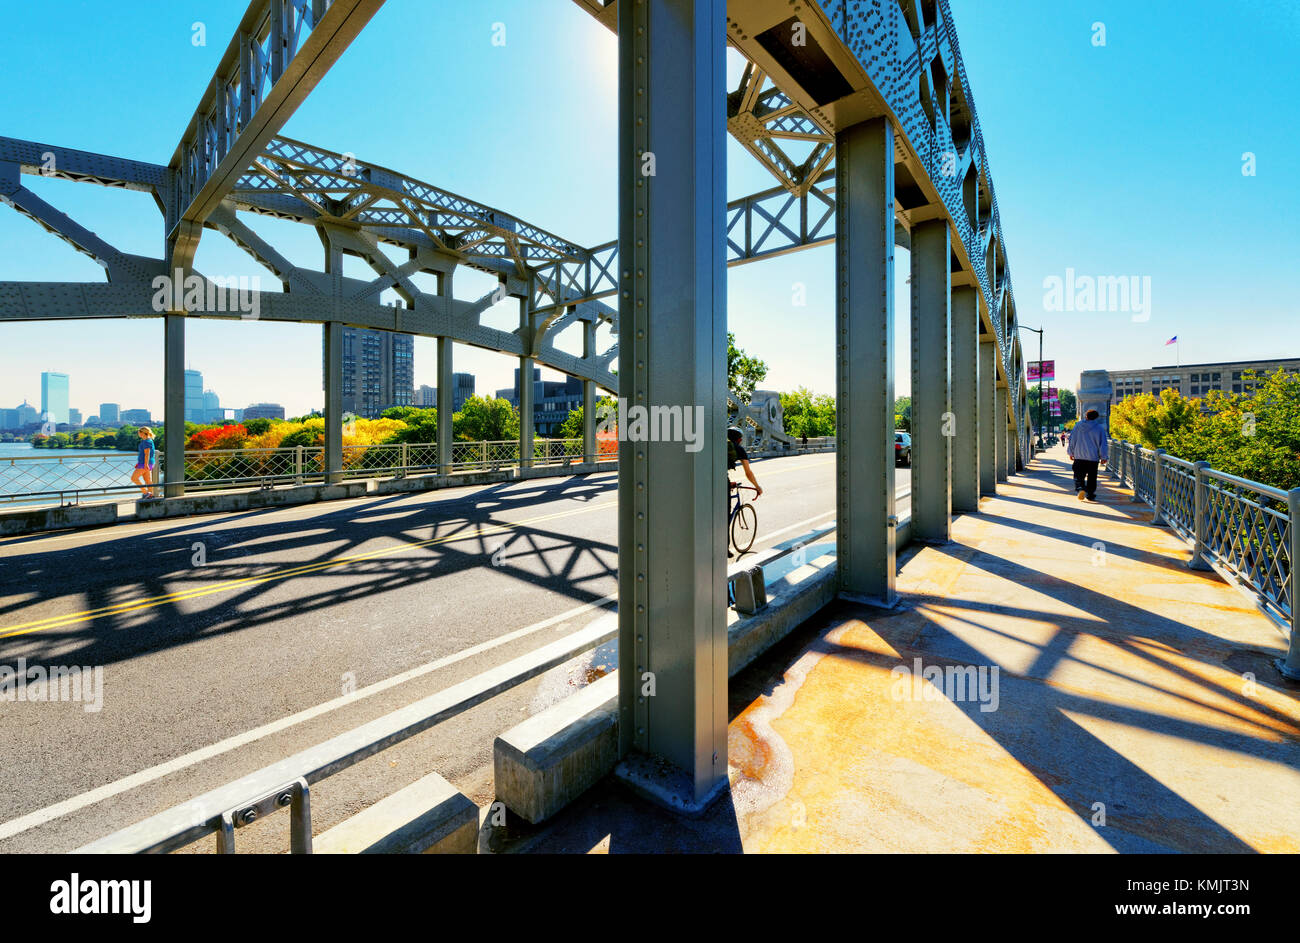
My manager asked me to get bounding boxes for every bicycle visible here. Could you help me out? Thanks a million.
[728,483,759,556]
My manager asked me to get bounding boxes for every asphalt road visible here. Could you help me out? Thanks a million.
[0,452,910,852]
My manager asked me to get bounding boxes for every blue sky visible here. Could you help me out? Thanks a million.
[1,0,1296,419]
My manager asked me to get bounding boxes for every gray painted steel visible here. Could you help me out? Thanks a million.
[835,118,896,606]
[979,340,997,495]
[951,287,980,511]
[324,321,343,484]
[995,385,1009,483]
[614,0,729,810]
[163,315,185,498]
[436,336,453,476]
[910,218,951,542]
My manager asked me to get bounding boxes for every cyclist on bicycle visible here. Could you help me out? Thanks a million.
[727,426,762,497]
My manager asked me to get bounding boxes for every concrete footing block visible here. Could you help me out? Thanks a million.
[493,555,842,824]
[314,771,478,854]
[493,673,619,824]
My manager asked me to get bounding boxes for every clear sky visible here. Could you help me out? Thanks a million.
[1,0,1296,420]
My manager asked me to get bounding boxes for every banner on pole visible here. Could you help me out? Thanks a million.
[1028,360,1056,383]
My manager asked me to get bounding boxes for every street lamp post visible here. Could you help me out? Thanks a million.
[1020,326,1044,451]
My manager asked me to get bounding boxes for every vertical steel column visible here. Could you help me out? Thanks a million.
[910,219,951,541]
[978,339,996,495]
[163,314,186,498]
[583,318,596,463]
[1278,487,1300,680]
[951,288,980,512]
[436,336,453,475]
[613,0,728,813]
[995,385,1008,482]
[323,321,343,484]
[518,295,534,470]
[835,118,896,605]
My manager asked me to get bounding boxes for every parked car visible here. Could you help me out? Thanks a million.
[894,431,912,466]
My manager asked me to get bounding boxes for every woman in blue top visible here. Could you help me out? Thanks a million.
[131,426,157,500]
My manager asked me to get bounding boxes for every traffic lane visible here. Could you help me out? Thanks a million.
[0,473,620,664]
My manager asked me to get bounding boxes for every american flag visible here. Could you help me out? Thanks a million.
[1165,336,1177,346]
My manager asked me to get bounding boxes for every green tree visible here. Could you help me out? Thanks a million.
[1160,370,1300,491]
[780,387,836,437]
[1109,388,1199,449]
[453,396,519,441]
[94,433,118,449]
[728,332,768,405]
[387,408,438,444]
[114,425,139,451]
[893,395,911,433]
[242,417,274,437]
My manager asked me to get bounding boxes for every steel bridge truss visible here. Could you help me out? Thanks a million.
[2,0,1036,823]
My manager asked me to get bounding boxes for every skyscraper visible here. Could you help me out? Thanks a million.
[336,328,414,418]
[184,369,204,422]
[99,403,120,425]
[40,372,69,425]
[202,390,221,422]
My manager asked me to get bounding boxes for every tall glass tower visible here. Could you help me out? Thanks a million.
[40,372,69,425]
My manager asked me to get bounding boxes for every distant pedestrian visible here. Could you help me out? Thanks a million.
[1067,410,1107,502]
[801,432,808,450]
[132,427,157,499]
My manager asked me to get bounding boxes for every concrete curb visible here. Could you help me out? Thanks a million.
[314,771,478,854]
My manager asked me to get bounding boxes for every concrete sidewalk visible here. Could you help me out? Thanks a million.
[503,446,1300,853]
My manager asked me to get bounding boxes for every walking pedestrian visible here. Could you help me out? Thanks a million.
[131,426,157,499]
[1067,410,1107,502]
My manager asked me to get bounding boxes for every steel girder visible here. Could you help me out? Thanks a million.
[167,0,387,268]
[571,0,1027,396]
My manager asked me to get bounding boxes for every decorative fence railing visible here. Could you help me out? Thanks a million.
[1,433,829,508]
[1108,438,1298,677]
[0,439,610,506]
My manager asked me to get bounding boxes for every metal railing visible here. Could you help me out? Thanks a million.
[1108,438,1298,677]
[3,432,822,509]
[0,438,609,506]
[76,618,617,854]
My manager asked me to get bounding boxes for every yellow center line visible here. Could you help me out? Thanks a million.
[0,500,616,640]
[0,456,833,640]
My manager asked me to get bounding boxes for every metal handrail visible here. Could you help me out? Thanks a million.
[1107,438,1298,678]
[77,617,617,854]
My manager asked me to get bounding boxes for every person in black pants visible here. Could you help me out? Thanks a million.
[1067,409,1108,502]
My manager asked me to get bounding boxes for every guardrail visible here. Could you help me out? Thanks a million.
[76,617,618,854]
[0,439,608,506]
[2,435,828,508]
[1108,438,1298,678]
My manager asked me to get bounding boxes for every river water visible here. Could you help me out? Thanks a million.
[0,443,145,505]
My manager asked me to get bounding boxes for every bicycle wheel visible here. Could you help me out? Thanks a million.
[730,501,758,555]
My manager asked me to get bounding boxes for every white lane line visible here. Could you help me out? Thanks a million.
[755,509,836,545]
[0,592,616,843]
